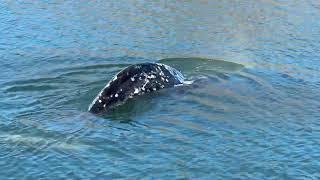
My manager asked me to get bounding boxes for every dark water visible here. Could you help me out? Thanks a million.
[1,0,320,179]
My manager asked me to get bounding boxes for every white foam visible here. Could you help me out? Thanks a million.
[1,134,90,151]
[183,80,194,85]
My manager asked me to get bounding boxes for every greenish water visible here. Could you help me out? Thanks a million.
[1,1,320,179]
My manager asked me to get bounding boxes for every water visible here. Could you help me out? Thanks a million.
[1,0,320,179]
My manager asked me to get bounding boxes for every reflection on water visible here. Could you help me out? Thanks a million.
[1,0,320,179]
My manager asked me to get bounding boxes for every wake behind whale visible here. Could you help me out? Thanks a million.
[88,63,184,114]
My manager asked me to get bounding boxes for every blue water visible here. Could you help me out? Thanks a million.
[1,1,320,179]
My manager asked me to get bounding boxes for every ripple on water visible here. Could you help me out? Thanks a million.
[1,0,320,177]
[1,55,319,178]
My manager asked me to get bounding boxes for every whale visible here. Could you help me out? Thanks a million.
[88,63,184,114]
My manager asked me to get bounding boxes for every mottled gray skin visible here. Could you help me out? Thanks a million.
[88,63,184,114]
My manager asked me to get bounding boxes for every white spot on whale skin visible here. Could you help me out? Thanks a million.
[147,74,156,79]
[115,93,118,97]
[134,88,139,94]
[103,104,106,107]
[153,88,157,91]
[165,79,169,82]
[98,99,102,103]
[131,77,135,81]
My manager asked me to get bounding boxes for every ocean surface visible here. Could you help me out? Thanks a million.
[1,0,320,179]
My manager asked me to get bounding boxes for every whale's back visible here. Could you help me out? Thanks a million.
[88,63,184,114]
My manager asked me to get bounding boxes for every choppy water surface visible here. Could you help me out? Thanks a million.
[1,0,320,179]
